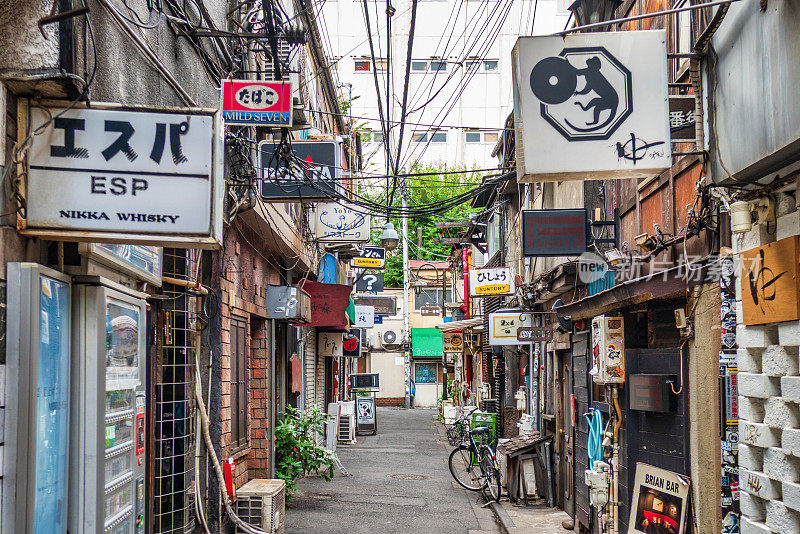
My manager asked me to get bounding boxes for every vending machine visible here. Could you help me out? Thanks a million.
[70,276,148,534]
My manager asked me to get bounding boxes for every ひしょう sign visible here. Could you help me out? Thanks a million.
[469,267,516,296]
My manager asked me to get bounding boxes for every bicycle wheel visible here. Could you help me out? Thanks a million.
[449,446,486,491]
[480,446,501,502]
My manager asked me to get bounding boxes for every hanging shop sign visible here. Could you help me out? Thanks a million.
[351,246,386,269]
[522,209,588,256]
[512,31,670,181]
[488,309,533,346]
[222,80,292,127]
[443,331,463,353]
[315,202,371,242]
[419,305,441,316]
[260,140,339,200]
[469,266,516,296]
[668,95,696,142]
[19,101,223,247]
[356,273,384,293]
[318,331,343,357]
[298,280,352,327]
[517,326,552,342]
[739,235,800,325]
[342,331,362,358]
[354,295,396,315]
[79,243,163,285]
[628,463,690,534]
[353,305,375,328]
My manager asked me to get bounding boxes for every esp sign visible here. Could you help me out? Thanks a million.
[351,246,386,268]
[21,101,222,248]
[222,80,292,127]
[469,267,516,296]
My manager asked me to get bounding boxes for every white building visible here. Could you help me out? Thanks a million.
[320,0,570,173]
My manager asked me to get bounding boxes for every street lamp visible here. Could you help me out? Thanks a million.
[380,222,400,250]
[567,0,622,30]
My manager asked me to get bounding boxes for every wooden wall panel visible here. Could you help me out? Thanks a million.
[640,188,664,237]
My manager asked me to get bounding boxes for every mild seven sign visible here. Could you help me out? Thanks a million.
[222,80,292,127]
[21,102,222,247]
[512,31,670,181]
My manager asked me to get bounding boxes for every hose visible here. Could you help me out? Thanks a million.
[586,409,604,468]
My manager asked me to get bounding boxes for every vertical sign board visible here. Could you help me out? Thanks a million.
[739,236,800,325]
[488,310,533,345]
[469,267,516,296]
[260,140,339,200]
[354,305,375,328]
[342,331,362,358]
[522,209,588,256]
[21,102,222,247]
[443,331,463,353]
[315,202,371,242]
[222,80,293,127]
[318,331,343,357]
[628,463,690,534]
[512,31,670,181]
[669,95,696,142]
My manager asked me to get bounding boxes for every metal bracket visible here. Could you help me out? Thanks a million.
[38,0,90,39]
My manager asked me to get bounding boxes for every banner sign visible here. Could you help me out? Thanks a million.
[222,80,292,127]
[260,140,339,200]
[356,273,384,293]
[351,246,386,268]
[488,310,532,346]
[315,202,371,242]
[354,305,375,328]
[469,267,516,296]
[522,209,588,256]
[628,463,690,534]
[512,31,670,181]
[318,331,343,357]
[21,102,222,247]
[298,280,351,327]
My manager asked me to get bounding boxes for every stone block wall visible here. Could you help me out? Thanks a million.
[738,192,800,533]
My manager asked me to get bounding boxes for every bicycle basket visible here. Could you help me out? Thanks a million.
[446,422,465,446]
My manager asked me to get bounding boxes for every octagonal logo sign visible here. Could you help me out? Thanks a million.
[529,47,632,141]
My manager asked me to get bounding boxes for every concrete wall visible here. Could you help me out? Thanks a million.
[369,351,406,399]
[736,188,800,533]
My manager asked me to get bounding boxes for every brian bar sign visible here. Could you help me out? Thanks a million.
[19,101,222,248]
[512,30,670,181]
[222,80,292,127]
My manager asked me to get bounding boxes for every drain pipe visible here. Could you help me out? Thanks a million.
[612,387,622,534]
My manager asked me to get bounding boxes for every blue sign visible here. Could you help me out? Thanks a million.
[373,315,383,325]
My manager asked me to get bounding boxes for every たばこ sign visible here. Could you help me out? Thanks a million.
[222,80,292,127]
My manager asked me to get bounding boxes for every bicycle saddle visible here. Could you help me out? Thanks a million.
[471,426,490,435]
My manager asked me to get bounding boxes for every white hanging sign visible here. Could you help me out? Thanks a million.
[469,267,516,296]
[354,305,375,328]
[512,30,670,181]
[315,202,371,242]
[488,310,532,346]
[318,331,343,357]
[20,101,223,247]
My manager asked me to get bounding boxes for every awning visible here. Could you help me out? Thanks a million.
[411,327,444,358]
[435,317,483,332]
[297,280,352,327]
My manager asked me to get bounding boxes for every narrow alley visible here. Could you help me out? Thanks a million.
[286,408,500,534]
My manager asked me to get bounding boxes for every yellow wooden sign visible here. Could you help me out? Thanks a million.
[352,257,382,268]
[740,235,800,325]
[475,283,511,295]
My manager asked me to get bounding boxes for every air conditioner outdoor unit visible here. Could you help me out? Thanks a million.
[382,329,400,348]
[338,401,356,443]
[235,479,286,534]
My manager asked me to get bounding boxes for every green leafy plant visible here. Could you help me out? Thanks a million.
[275,405,337,501]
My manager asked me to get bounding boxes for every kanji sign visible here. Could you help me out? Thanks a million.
[222,80,292,127]
[488,310,532,345]
[315,202,371,242]
[260,140,339,200]
[512,31,670,181]
[669,95,696,142]
[517,326,552,342]
[469,267,516,296]
[354,305,375,328]
[318,331,343,357]
[351,246,386,268]
[20,102,222,247]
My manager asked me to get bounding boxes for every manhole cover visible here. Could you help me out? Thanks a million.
[388,474,429,480]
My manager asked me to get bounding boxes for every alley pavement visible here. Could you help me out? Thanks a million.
[285,407,500,534]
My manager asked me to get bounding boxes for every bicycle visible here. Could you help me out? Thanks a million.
[446,407,478,446]
[448,424,502,501]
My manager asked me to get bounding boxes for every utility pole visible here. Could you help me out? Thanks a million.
[402,180,411,409]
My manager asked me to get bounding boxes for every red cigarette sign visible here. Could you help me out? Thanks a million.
[222,80,292,126]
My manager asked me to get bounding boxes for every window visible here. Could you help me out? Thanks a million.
[484,132,499,144]
[414,287,453,310]
[672,1,692,78]
[411,131,428,143]
[230,317,248,446]
[415,362,438,384]
[465,60,480,71]
[429,60,447,71]
[359,131,372,144]
[430,131,447,143]
[465,131,481,143]
[354,59,371,71]
[373,130,385,144]
[483,60,499,72]
[375,59,389,71]
[411,60,428,72]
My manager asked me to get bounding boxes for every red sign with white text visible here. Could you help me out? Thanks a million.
[222,80,292,126]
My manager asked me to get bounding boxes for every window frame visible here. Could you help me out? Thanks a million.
[230,316,249,448]
[413,287,453,310]
[429,60,447,72]
[411,60,428,72]
[411,131,428,143]
[354,59,371,72]
[430,130,447,143]
[483,60,499,72]
[465,131,481,143]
